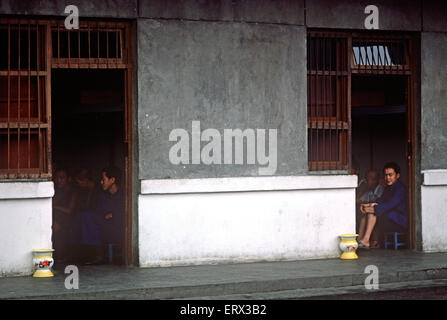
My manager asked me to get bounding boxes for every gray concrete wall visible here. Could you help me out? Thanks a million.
[421,32,447,170]
[423,0,447,32]
[137,19,307,179]
[139,0,304,25]
[0,0,137,18]
[306,0,421,31]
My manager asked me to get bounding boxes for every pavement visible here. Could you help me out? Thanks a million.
[1,249,447,299]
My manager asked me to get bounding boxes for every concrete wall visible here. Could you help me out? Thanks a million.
[139,0,304,25]
[138,175,357,267]
[421,32,447,170]
[137,19,307,179]
[0,0,137,18]
[421,170,447,252]
[306,0,421,31]
[0,182,54,277]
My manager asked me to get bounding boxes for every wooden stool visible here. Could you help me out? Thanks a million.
[384,232,406,250]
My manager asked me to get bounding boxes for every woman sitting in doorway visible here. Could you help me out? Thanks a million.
[357,162,408,249]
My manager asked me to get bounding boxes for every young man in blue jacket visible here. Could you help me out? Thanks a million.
[357,162,408,249]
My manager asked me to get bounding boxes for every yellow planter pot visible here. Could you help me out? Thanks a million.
[339,234,359,260]
[32,249,55,277]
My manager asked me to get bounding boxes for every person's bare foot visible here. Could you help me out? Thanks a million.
[358,239,370,248]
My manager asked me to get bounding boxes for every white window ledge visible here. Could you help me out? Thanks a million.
[422,170,447,186]
[140,175,358,195]
[0,181,54,200]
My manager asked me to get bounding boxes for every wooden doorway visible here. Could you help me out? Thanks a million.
[307,30,416,248]
[50,20,133,265]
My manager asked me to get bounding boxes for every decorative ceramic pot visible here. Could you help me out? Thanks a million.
[32,249,55,277]
[339,234,359,260]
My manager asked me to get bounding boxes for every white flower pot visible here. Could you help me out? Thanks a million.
[32,249,55,277]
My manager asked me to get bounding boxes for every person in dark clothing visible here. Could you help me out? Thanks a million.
[71,166,124,265]
[357,162,408,249]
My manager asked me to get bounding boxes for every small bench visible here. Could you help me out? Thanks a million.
[107,243,123,264]
[384,232,407,250]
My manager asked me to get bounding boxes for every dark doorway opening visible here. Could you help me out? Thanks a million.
[352,75,408,185]
[352,74,410,248]
[51,69,126,264]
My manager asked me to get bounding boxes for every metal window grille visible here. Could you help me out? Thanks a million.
[351,37,410,75]
[0,19,130,179]
[0,20,50,179]
[307,32,350,171]
[51,21,128,69]
[307,32,413,172]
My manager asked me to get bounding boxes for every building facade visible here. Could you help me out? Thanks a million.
[0,0,446,276]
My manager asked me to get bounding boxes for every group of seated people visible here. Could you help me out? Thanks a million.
[355,161,408,249]
[52,166,123,265]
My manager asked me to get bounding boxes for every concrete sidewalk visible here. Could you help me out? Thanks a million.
[1,249,447,299]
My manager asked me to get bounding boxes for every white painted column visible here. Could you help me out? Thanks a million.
[0,182,54,277]
[421,170,447,252]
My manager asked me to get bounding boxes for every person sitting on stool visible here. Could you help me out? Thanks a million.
[357,162,408,249]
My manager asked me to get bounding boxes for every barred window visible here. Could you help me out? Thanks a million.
[0,21,50,179]
[307,33,349,171]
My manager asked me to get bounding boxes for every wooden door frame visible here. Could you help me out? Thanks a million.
[48,19,134,265]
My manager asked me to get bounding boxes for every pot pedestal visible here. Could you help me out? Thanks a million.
[339,234,359,260]
[32,249,55,277]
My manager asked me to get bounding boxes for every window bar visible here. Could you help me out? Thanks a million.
[97,25,100,64]
[347,36,352,171]
[316,37,321,170]
[322,37,326,169]
[120,29,123,61]
[360,41,366,73]
[45,23,52,177]
[376,43,383,74]
[328,38,332,170]
[67,26,71,65]
[37,24,41,174]
[306,34,313,170]
[7,23,11,173]
[384,43,390,74]
[370,43,376,68]
[17,22,21,174]
[57,24,60,59]
[115,30,118,59]
[335,38,340,170]
[88,24,91,59]
[78,26,81,60]
[28,23,31,172]
[365,43,371,71]
[106,30,109,62]
[310,36,315,170]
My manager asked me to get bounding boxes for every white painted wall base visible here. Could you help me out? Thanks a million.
[138,175,357,267]
[421,170,447,252]
[0,182,54,277]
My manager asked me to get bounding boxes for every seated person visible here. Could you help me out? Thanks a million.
[357,162,408,249]
[72,167,96,212]
[357,169,384,204]
[71,166,124,264]
[355,169,384,248]
[52,168,76,261]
